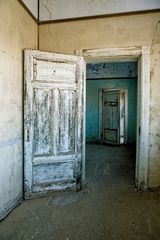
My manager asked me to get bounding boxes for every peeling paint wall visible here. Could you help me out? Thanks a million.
[0,0,38,220]
[39,12,160,188]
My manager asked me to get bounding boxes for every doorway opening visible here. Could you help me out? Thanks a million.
[86,61,137,185]
[77,46,150,190]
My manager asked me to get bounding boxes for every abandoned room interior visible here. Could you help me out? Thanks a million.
[0,0,160,239]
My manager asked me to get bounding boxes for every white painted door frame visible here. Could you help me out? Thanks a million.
[76,46,150,190]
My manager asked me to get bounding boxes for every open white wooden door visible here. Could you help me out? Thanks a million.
[24,50,85,199]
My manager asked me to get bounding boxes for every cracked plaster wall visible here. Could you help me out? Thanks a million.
[39,12,160,188]
[0,0,38,220]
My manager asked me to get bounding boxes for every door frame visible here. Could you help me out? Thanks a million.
[99,88,128,144]
[76,46,150,190]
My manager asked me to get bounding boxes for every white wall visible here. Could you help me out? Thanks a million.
[0,0,38,220]
[39,0,160,21]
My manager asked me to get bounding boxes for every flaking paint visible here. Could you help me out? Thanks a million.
[24,50,84,198]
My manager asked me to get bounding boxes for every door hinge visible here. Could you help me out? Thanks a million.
[76,175,82,192]
[26,129,30,142]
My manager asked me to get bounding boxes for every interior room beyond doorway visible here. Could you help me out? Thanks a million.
[86,61,137,182]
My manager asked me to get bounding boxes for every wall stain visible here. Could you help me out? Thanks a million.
[0,135,21,148]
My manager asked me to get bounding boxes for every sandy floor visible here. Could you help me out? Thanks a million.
[0,144,160,240]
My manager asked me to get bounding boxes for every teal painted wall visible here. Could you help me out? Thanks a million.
[86,62,137,143]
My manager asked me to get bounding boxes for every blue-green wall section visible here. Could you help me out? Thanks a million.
[86,62,137,143]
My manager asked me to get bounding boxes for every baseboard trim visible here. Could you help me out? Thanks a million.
[0,196,22,221]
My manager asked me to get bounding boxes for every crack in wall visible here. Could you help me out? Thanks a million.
[41,2,52,20]
[41,2,59,48]
[48,24,59,49]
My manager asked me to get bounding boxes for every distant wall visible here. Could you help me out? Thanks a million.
[0,0,38,220]
[86,62,137,143]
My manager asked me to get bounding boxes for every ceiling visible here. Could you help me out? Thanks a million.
[21,0,160,22]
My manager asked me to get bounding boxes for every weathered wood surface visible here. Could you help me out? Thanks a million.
[24,50,84,198]
[102,90,120,145]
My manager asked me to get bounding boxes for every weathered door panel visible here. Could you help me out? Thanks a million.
[102,90,120,145]
[24,50,85,198]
